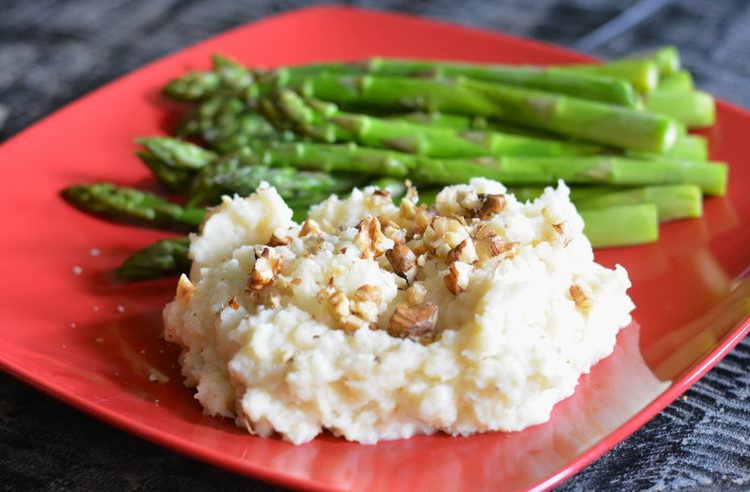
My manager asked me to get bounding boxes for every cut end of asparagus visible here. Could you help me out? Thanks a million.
[581,203,659,248]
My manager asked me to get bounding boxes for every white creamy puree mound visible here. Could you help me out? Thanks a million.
[163,179,634,444]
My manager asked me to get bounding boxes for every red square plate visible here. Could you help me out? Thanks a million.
[0,6,748,491]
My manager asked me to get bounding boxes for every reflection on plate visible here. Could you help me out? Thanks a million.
[0,6,748,491]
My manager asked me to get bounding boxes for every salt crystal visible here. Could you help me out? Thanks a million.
[72,266,83,275]
[89,248,101,256]
[116,305,125,313]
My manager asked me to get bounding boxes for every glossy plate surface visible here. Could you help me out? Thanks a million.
[0,6,749,491]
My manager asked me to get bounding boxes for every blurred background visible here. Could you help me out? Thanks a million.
[1,0,748,490]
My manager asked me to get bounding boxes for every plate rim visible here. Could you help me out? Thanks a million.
[1,5,749,491]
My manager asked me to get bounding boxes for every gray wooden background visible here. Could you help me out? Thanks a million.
[1,0,748,490]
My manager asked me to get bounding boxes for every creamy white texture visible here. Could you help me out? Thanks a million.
[163,179,634,444]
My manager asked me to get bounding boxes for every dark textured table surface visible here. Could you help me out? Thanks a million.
[1,1,749,490]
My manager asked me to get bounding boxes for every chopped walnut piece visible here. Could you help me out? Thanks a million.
[443,261,471,295]
[353,285,383,305]
[447,238,478,264]
[412,205,434,235]
[424,216,469,253]
[176,274,196,302]
[267,233,292,247]
[475,232,517,261]
[476,194,506,220]
[569,284,593,310]
[247,247,284,291]
[457,191,482,213]
[377,215,400,230]
[299,218,322,237]
[387,303,441,343]
[291,278,302,285]
[405,282,427,306]
[409,240,429,256]
[228,297,240,310]
[354,216,388,259]
[328,289,350,318]
[378,215,405,243]
[373,189,390,197]
[385,243,416,279]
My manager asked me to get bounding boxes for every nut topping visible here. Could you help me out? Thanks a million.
[228,296,240,310]
[247,247,284,291]
[299,218,322,237]
[447,238,478,264]
[405,282,427,306]
[387,303,441,343]
[353,285,383,305]
[569,284,593,310]
[354,216,388,259]
[443,262,471,295]
[267,233,293,247]
[385,243,416,279]
[476,231,516,260]
[176,274,196,302]
[377,215,401,230]
[476,194,506,220]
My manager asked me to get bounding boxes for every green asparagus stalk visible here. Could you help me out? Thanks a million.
[644,90,716,128]
[510,184,703,222]
[117,237,192,280]
[296,73,680,152]
[580,204,659,247]
[163,55,254,101]
[359,57,640,107]
[629,45,681,76]
[137,150,195,191]
[136,137,217,190]
[555,59,659,94]
[165,57,641,107]
[61,183,206,229]
[269,89,608,157]
[217,141,726,194]
[137,136,217,169]
[655,70,694,93]
[393,110,707,161]
[575,184,702,222]
[186,154,366,207]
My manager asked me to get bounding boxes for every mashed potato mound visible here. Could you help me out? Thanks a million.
[163,179,634,444]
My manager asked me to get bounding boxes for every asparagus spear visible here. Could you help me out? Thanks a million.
[269,89,607,157]
[554,59,658,94]
[136,137,217,190]
[137,136,217,169]
[61,183,206,229]
[163,55,255,101]
[644,90,716,128]
[137,150,195,191]
[296,73,680,152]
[630,46,681,76]
[164,54,654,105]
[510,184,703,222]
[215,141,727,194]
[358,57,640,107]
[580,204,659,247]
[117,237,192,280]
[655,70,694,93]
[393,110,708,161]
[186,154,365,207]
